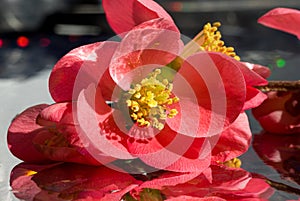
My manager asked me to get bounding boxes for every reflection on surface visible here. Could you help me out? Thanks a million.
[10,162,273,200]
[253,132,300,196]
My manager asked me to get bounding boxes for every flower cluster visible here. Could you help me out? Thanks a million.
[7,0,277,200]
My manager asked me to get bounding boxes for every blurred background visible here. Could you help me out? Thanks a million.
[0,0,299,78]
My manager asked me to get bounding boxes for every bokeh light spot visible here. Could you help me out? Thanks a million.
[0,39,3,48]
[17,36,29,48]
[276,58,286,68]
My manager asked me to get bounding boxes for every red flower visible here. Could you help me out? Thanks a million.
[8,0,268,172]
[10,162,140,201]
[258,7,300,39]
[252,91,300,134]
[7,103,115,165]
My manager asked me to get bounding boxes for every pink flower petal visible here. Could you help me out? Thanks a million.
[35,102,116,165]
[238,62,268,110]
[127,124,212,172]
[37,102,73,126]
[258,7,300,39]
[242,62,271,79]
[211,113,251,163]
[49,41,119,102]
[167,52,246,137]
[7,104,50,162]
[243,86,267,111]
[252,91,300,134]
[109,18,182,89]
[102,0,176,34]
[76,84,134,161]
[239,62,269,86]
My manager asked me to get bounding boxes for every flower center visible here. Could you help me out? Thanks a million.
[124,68,179,130]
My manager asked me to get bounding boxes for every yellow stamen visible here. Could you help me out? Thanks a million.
[223,158,242,168]
[26,170,37,176]
[123,68,179,130]
[179,22,240,62]
[198,22,240,61]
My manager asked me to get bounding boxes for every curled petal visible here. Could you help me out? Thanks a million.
[49,41,119,102]
[102,0,176,34]
[7,104,50,162]
[258,7,300,39]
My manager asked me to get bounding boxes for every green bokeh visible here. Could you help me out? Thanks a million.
[276,58,286,68]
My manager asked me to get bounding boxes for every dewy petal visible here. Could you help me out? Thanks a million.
[102,0,177,35]
[258,7,300,39]
[109,18,182,89]
[167,52,246,137]
[210,113,251,163]
[7,104,50,162]
[49,41,119,102]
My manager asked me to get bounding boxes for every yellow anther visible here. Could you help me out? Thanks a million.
[26,170,37,176]
[131,113,138,120]
[173,97,179,103]
[193,22,241,61]
[123,68,179,130]
[168,109,178,118]
[126,100,132,107]
[213,22,221,27]
[134,92,141,99]
[223,158,242,168]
